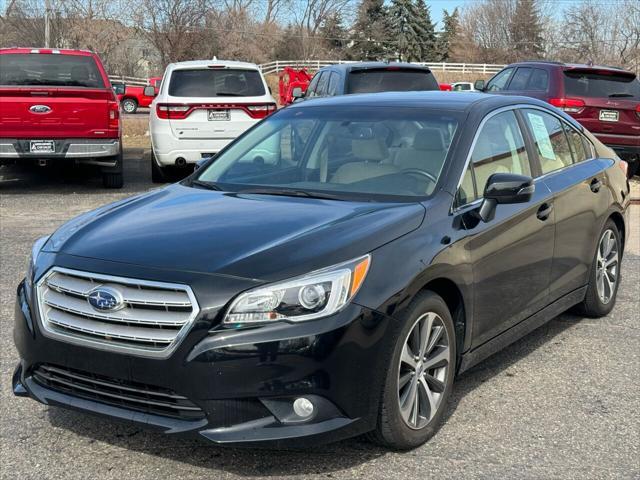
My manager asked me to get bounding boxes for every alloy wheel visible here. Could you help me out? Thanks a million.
[397,312,451,430]
[596,229,619,305]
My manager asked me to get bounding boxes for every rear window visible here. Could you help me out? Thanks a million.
[347,69,438,94]
[564,71,640,99]
[168,69,265,97]
[0,53,104,88]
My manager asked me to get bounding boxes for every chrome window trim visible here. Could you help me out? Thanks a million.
[36,266,200,359]
[451,103,598,212]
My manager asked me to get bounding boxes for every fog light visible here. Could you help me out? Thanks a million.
[293,397,314,418]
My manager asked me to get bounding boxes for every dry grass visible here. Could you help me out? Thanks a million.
[122,116,150,149]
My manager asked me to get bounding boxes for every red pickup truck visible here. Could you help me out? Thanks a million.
[113,77,161,114]
[0,48,123,187]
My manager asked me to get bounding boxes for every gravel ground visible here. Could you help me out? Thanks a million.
[1,153,638,480]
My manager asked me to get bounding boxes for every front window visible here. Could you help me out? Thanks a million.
[196,106,461,200]
[168,69,265,97]
[0,53,104,88]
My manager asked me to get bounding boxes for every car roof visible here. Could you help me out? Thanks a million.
[288,91,545,112]
[508,60,634,75]
[167,59,261,71]
[0,47,96,56]
[319,62,431,73]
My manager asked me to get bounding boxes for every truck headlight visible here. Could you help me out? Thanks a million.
[224,255,371,325]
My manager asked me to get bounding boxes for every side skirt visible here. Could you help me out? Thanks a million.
[458,286,587,373]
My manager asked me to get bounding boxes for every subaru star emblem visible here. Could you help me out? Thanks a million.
[87,286,124,312]
[29,105,52,114]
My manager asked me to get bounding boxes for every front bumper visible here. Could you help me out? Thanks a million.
[13,263,394,447]
[0,139,120,163]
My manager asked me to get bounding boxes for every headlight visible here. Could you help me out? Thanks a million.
[224,255,371,325]
[25,235,49,290]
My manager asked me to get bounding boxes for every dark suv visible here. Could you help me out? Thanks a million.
[295,62,439,100]
[475,61,640,177]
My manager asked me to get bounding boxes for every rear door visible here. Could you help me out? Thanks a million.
[562,69,640,144]
[165,67,270,141]
[0,52,111,138]
[521,107,610,301]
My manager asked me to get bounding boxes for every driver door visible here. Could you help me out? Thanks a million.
[455,109,555,347]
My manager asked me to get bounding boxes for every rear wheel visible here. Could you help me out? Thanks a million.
[575,220,621,317]
[151,150,168,183]
[121,98,138,114]
[102,148,124,189]
[371,291,456,450]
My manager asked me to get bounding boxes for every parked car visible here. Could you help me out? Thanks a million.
[0,48,123,188]
[452,81,477,92]
[439,83,452,91]
[293,62,440,100]
[278,66,313,105]
[475,61,640,177]
[13,92,629,449]
[116,84,155,114]
[145,60,277,182]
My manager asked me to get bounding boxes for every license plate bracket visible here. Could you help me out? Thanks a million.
[30,140,55,153]
[208,110,230,121]
[599,110,619,122]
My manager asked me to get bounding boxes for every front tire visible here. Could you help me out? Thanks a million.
[575,220,622,317]
[371,291,456,450]
[121,98,138,114]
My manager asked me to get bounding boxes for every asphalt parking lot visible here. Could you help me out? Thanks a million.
[1,151,638,479]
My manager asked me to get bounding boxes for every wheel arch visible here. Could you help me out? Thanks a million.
[608,211,626,254]
[418,277,469,372]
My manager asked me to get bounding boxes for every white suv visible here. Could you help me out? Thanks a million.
[147,60,276,182]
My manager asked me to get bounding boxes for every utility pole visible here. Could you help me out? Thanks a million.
[44,0,51,47]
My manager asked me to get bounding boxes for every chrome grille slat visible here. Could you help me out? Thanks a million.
[36,267,200,358]
[43,289,190,326]
[46,271,192,307]
[47,309,176,344]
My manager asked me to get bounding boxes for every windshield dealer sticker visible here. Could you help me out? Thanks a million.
[527,112,556,160]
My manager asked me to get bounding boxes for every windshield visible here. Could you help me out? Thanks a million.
[564,70,640,99]
[196,106,461,200]
[347,69,438,94]
[168,69,265,97]
[0,53,104,88]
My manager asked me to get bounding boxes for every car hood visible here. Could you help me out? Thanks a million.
[47,184,426,281]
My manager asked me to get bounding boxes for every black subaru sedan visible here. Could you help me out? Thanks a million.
[13,92,630,450]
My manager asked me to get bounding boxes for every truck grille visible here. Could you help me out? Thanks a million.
[36,267,199,358]
[33,364,205,420]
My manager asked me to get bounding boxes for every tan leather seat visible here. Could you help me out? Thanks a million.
[394,128,447,175]
[331,138,398,184]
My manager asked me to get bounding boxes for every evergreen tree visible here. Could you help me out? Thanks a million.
[319,12,349,57]
[435,8,460,61]
[349,0,391,60]
[509,0,544,60]
[388,0,434,62]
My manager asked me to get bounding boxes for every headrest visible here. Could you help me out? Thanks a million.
[351,138,388,162]
[413,128,445,151]
[70,65,89,81]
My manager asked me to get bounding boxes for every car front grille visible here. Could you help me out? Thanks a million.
[32,364,205,420]
[36,267,199,358]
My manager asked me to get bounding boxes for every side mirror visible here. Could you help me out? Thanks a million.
[143,85,156,97]
[195,156,214,170]
[291,87,303,99]
[474,79,486,92]
[478,173,534,222]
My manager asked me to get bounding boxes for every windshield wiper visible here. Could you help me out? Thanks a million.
[237,187,345,201]
[608,93,634,98]
[190,179,223,190]
[214,92,244,97]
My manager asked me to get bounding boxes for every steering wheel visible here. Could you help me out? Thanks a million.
[401,168,438,184]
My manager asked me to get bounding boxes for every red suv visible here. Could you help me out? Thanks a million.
[475,61,640,177]
[0,48,123,188]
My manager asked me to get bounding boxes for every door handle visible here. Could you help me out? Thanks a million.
[590,178,602,193]
[537,202,554,221]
